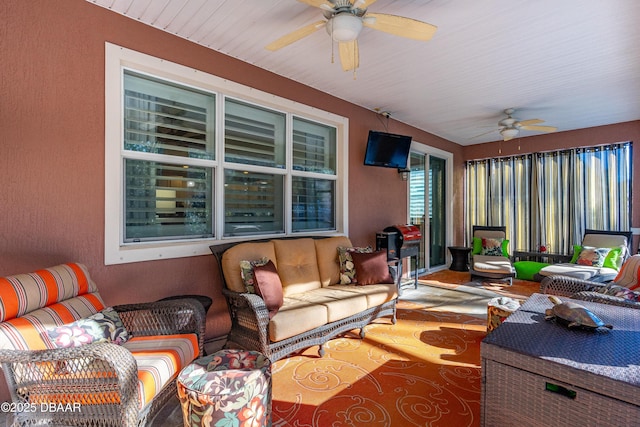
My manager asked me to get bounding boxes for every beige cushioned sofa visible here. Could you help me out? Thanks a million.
[211,236,398,362]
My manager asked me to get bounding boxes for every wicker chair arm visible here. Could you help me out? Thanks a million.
[540,275,607,297]
[0,342,139,425]
[222,289,271,347]
[571,291,640,309]
[114,299,205,355]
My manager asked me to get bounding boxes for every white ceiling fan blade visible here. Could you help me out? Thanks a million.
[520,124,558,133]
[296,0,333,11]
[265,20,326,51]
[363,13,437,41]
[517,119,544,126]
[338,40,359,71]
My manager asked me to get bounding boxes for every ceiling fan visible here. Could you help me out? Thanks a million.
[265,0,437,72]
[480,108,558,141]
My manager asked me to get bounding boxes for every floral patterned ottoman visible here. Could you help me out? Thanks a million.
[177,349,272,427]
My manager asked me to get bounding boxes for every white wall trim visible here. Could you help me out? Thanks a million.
[104,42,348,265]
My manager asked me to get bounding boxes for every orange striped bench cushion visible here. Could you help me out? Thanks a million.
[0,263,98,322]
[0,293,105,350]
[124,334,199,408]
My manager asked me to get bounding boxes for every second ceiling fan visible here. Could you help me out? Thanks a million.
[484,108,558,141]
[265,0,437,72]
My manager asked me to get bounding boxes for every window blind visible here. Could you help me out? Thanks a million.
[123,71,215,242]
[224,98,286,168]
[292,117,336,174]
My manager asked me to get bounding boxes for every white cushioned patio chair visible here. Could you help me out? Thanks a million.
[469,225,516,285]
[536,229,633,283]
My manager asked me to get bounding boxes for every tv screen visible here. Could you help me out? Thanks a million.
[363,131,413,169]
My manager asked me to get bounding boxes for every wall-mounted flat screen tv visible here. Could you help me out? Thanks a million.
[363,130,413,169]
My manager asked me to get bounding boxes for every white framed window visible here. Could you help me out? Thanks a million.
[105,43,348,264]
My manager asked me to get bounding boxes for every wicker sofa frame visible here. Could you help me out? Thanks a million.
[210,237,398,362]
[0,298,205,427]
[540,275,640,309]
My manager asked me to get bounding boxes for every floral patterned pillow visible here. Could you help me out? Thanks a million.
[41,307,129,349]
[481,238,504,256]
[576,246,611,267]
[338,246,372,284]
[239,257,270,293]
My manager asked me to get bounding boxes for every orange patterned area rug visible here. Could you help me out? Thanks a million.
[271,300,487,427]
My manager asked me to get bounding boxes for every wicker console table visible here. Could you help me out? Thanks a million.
[481,293,640,426]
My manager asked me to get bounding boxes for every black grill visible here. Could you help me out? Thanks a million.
[376,224,421,261]
[376,224,422,290]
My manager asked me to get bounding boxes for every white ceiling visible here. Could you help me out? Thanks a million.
[88,0,640,145]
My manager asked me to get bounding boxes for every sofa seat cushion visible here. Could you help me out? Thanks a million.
[273,239,322,296]
[268,299,328,343]
[286,288,369,323]
[538,263,619,282]
[0,293,105,350]
[335,284,398,308]
[472,255,515,274]
[123,333,199,408]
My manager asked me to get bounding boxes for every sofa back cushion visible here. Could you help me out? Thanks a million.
[315,236,352,287]
[221,242,277,293]
[273,239,321,296]
[0,263,97,322]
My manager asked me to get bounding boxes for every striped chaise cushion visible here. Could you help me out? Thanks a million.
[614,254,640,290]
[124,334,199,408]
[0,263,105,350]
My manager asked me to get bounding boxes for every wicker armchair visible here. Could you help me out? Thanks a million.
[0,263,205,427]
[540,254,640,309]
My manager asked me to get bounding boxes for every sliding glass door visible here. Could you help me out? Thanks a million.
[408,149,452,273]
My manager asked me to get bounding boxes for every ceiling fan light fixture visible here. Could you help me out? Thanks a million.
[327,13,363,42]
[500,127,519,139]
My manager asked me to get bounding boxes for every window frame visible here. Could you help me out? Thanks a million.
[105,43,348,265]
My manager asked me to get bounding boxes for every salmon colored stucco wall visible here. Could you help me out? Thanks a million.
[0,0,462,353]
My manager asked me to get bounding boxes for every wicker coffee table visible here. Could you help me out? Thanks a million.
[481,293,640,426]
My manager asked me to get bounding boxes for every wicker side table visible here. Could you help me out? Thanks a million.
[448,246,472,271]
[481,293,640,426]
